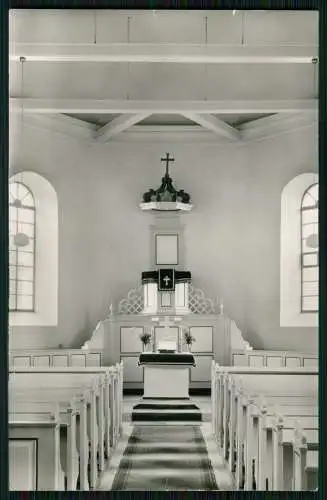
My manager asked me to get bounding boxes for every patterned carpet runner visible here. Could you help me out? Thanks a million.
[111,425,218,491]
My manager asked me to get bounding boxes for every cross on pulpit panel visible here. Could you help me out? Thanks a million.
[158,269,175,291]
[163,275,171,286]
[160,152,175,176]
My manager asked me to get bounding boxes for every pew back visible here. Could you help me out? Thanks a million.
[232,350,318,369]
[9,349,102,368]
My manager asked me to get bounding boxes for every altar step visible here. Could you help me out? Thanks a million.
[131,401,202,424]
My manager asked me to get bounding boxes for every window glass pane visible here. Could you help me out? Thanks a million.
[9,220,17,234]
[302,235,319,253]
[17,222,35,237]
[9,206,18,220]
[302,295,318,311]
[302,223,318,239]
[16,281,34,295]
[20,192,34,208]
[302,253,318,267]
[10,235,34,252]
[9,280,16,293]
[302,184,318,207]
[16,265,34,281]
[9,295,16,310]
[17,251,34,267]
[302,208,318,225]
[16,295,33,311]
[302,267,319,282]
[9,266,16,280]
[9,251,17,265]
[9,235,16,251]
[17,207,35,224]
[303,281,319,296]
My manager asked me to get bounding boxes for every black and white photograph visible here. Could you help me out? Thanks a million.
[6,6,320,492]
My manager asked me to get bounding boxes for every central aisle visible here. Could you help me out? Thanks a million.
[111,425,218,491]
[97,396,235,491]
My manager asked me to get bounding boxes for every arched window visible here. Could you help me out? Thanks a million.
[9,172,58,326]
[280,173,318,327]
[9,182,36,311]
[301,183,319,312]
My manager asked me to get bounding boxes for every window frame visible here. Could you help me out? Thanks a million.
[9,181,36,313]
[300,183,319,314]
[9,171,58,327]
[280,173,318,327]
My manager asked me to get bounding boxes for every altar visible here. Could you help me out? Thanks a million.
[139,352,196,399]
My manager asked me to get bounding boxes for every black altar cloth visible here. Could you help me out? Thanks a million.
[138,352,196,366]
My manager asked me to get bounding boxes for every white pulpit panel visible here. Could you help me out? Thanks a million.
[85,353,101,366]
[33,355,51,367]
[155,326,178,351]
[12,356,31,368]
[303,357,318,367]
[248,355,265,367]
[155,234,178,265]
[190,326,213,352]
[71,354,86,367]
[120,327,144,353]
[266,356,283,368]
[190,355,213,382]
[232,353,247,366]
[285,357,301,367]
[52,355,69,367]
[121,356,143,382]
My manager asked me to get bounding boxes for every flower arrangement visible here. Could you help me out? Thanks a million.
[140,332,152,346]
[183,330,196,346]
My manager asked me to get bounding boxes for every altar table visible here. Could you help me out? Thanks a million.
[138,353,196,399]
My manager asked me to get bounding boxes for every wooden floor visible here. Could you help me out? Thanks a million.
[97,396,235,491]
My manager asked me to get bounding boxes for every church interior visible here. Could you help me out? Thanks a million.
[8,8,319,491]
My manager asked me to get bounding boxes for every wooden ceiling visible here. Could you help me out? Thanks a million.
[9,9,318,143]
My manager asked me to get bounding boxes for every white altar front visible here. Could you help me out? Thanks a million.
[139,352,196,399]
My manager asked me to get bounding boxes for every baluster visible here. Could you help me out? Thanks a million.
[293,423,308,491]
[244,396,254,490]
[258,403,268,490]
[78,396,89,491]
[272,415,284,491]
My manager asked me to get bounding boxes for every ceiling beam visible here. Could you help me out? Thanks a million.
[181,112,241,141]
[10,43,318,64]
[95,113,151,142]
[10,113,96,141]
[9,99,318,115]
[240,111,318,141]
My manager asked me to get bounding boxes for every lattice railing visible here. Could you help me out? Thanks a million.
[117,283,215,315]
[117,286,144,315]
[188,284,215,314]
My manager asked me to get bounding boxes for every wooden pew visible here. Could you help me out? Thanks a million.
[212,365,317,454]
[230,392,317,491]
[9,412,65,490]
[211,364,318,491]
[10,363,123,443]
[272,416,318,491]
[9,363,123,491]
[10,392,92,490]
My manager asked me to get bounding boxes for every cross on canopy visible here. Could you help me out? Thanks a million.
[160,152,175,176]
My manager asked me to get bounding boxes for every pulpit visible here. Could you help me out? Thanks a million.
[138,352,196,399]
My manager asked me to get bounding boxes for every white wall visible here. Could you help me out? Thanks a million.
[9,121,318,352]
